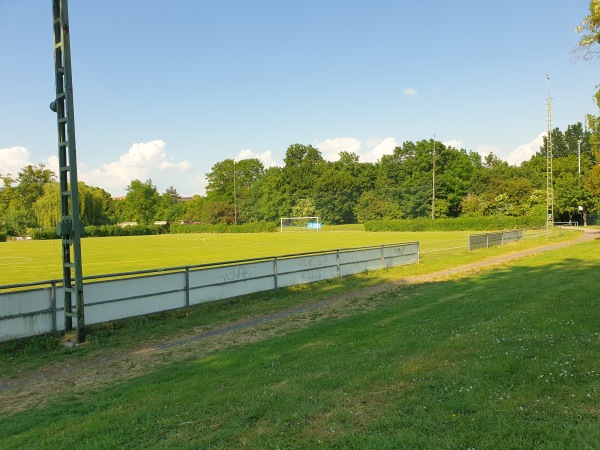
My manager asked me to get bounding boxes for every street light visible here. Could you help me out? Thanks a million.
[432,135,436,220]
[577,139,582,176]
[233,159,237,225]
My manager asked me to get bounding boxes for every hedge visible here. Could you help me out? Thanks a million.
[31,224,170,240]
[0,232,6,242]
[85,224,169,237]
[364,216,546,232]
[30,229,60,240]
[169,221,278,234]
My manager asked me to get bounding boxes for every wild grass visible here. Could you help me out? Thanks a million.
[0,231,598,448]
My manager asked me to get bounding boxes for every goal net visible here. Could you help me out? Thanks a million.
[280,216,321,233]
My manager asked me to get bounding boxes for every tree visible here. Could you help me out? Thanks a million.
[241,167,290,222]
[291,198,316,217]
[4,164,57,230]
[157,187,186,222]
[584,165,600,213]
[205,159,236,203]
[0,174,16,222]
[540,128,568,158]
[181,195,206,222]
[554,172,585,223]
[33,183,60,229]
[205,158,265,223]
[282,144,325,200]
[124,179,160,224]
[33,182,113,229]
[575,0,600,62]
[575,1,600,161]
[203,201,235,225]
[15,164,56,211]
[355,191,403,222]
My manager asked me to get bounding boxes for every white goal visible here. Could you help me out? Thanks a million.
[280,216,321,233]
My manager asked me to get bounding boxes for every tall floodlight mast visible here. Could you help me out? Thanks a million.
[546,75,554,238]
[50,0,86,343]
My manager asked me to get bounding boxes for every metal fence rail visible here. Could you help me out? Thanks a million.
[0,242,419,342]
[468,227,548,252]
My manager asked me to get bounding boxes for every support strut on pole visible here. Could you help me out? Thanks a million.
[51,0,86,343]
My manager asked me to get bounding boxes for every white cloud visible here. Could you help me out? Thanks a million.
[362,137,398,163]
[475,144,502,160]
[0,146,32,176]
[505,132,545,166]
[313,136,398,163]
[235,149,280,168]
[314,138,362,161]
[403,87,418,97]
[443,139,463,149]
[78,140,194,196]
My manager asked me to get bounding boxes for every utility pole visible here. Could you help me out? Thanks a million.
[51,0,86,343]
[233,159,237,225]
[578,139,582,176]
[432,135,436,220]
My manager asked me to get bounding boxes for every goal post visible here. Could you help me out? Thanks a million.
[280,216,321,233]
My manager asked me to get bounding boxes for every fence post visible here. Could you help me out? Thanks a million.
[486,235,489,249]
[336,250,340,278]
[274,257,278,289]
[381,245,385,269]
[51,281,57,333]
[185,267,190,307]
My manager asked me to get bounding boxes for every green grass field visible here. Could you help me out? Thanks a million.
[1,228,475,285]
[0,230,598,448]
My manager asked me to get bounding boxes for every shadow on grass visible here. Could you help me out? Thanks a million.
[1,241,600,448]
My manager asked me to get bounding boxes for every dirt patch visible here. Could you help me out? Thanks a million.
[1,229,596,415]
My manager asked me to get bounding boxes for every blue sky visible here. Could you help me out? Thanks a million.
[0,0,597,196]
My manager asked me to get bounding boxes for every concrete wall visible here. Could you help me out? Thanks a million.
[0,242,419,342]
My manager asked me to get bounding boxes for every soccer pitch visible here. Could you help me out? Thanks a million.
[0,229,471,285]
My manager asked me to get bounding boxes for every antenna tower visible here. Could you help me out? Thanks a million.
[546,75,554,237]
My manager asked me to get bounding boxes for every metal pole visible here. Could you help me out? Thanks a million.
[52,0,86,343]
[432,135,436,220]
[233,159,237,225]
[578,139,582,176]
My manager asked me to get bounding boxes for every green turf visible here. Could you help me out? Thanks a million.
[1,229,473,285]
[0,234,598,448]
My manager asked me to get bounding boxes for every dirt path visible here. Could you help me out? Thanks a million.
[1,229,597,415]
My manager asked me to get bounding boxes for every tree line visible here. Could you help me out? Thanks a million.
[1,121,598,236]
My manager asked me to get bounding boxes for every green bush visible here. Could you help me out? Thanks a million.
[30,228,60,240]
[169,221,278,234]
[364,216,546,232]
[0,232,6,242]
[85,224,169,237]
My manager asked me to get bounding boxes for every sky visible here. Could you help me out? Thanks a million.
[0,0,597,197]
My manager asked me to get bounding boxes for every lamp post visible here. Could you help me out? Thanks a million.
[233,159,237,225]
[432,135,436,220]
[577,139,583,225]
[577,139,582,176]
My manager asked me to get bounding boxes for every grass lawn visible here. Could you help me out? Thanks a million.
[0,230,598,448]
[0,227,570,286]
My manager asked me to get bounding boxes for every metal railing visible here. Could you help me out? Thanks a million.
[0,242,419,342]
[468,227,547,251]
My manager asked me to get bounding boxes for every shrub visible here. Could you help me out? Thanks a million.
[30,228,60,240]
[169,221,278,234]
[0,231,6,242]
[364,216,546,232]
